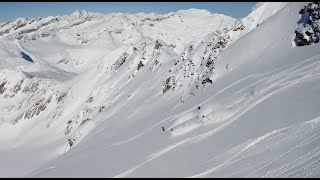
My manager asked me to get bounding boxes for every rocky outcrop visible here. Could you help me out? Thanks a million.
[0,81,7,94]
[163,76,177,94]
[294,2,320,46]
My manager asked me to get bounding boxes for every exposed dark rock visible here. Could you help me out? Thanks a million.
[80,118,90,125]
[65,124,72,135]
[56,92,67,103]
[24,97,51,119]
[294,2,320,46]
[188,45,193,52]
[13,21,27,31]
[155,40,163,49]
[68,138,75,147]
[163,76,176,94]
[113,52,128,71]
[86,96,94,103]
[0,81,7,94]
[202,78,213,84]
[17,28,38,36]
[41,18,58,27]
[233,20,245,31]
[56,58,69,64]
[137,61,144,71]
[163,82,172,94]
[22,81,39,93]
[98,106,105,112]
[10,79,24,96]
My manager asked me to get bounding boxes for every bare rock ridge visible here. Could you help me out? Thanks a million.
[294,2,320,46]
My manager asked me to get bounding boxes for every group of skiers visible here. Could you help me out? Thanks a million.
[162,105,202,132]
[162,126,173,132]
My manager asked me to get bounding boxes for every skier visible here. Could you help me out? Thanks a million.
[162,127,165,131]
[180,96,184,103]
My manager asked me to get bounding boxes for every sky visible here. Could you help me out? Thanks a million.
[0,2,257,23]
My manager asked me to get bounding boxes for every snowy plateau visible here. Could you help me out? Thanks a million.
[0,2,320,178]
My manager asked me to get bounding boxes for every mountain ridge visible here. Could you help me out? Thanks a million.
[0,2,320,178]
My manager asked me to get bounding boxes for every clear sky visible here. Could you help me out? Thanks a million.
[0,2,257,23]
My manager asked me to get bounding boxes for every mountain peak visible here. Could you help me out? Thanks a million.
[175,8,212,15]
[66,9,103,20]
[251,2,266,12]
[70,9,90,18]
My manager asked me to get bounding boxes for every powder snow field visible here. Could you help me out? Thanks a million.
[0,2,320,178]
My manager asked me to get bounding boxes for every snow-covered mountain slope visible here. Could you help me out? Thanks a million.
[1,2,320,178]
[228,2,289,43]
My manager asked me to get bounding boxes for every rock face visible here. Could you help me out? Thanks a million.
[294,2,320,46]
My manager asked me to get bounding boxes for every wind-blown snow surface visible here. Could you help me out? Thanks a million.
[0,2,320,178]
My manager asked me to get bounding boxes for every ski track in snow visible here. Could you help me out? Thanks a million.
[189,116,320,178]
[2,3,320,178]
[114,53,320,150]
[113,139,189,178]
[189,128,289,178]
[104,113,179,149]
[110,55,320,177]
[246,131,320,177]
[9,53,320,177]
[174,54,320,135]
[27,166,56,177]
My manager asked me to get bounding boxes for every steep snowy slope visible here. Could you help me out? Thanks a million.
[229,2,289,42]
[0,8,236,177]
[1,2,320,178]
